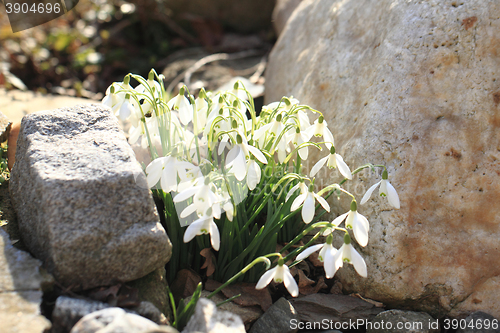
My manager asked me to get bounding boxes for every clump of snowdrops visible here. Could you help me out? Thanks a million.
[103,69,400,298]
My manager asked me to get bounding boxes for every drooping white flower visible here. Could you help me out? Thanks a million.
[167,87,192,125]
[310,146,352,180]
[307,115,334,149]
[326,201,369,247]
[255,260,298,297]
[288,127,312,160]
[145,155,192,193]
[331,233,367,278]
[296,235,339,279]
[183,215,220,251]
[360,170,400,209]
[174,176,220,218]
[290,184,330,224]
[246,158,262,190]
[285,181,308,202]
[226,134,267,181]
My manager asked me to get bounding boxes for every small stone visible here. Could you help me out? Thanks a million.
[185,290,262,330]
[182,298,245,333]
[0,111,12,143]
[70,307,160,333]
[9,104,172,290]
[0,228,53,333]
[367,310,439,333]
[52,296,110,333]
[456,311,500,333]
[249,297,299,333]
[290,293,383,323]
[126,267,172,321]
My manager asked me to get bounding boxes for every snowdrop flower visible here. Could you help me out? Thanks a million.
[310,146,352,180]
[184,214,220,251]
[291,183,330,224]
[116,94,136,121]
[246,157,262,190]
[167,86,192,125]
[296,234,339,279]
[226,134,267,181]
[285,181,308,202]
[327,201,369,247]
[307,115,334,149]
[360,170,400,209]
[288,127,312,160]
[331,233,367,277]
[145,155,191,193]
[134,70,162,98]
[256,259,298,297]
[174,176,220,218]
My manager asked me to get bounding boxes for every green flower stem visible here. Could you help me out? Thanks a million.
[207,255,275,299]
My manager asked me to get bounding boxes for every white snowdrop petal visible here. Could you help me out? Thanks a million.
[256,267,277,290]
[335,154,352,180]
[291,193,307,212]
[360,181,381,205]
[310,156,328,177]
[301,193,316,223]
[315,194,331,212]
[386,181,400,209]
[349,244,367,278]
[283,267,299,297]
[296,244,324,261]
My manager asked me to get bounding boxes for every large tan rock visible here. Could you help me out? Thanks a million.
[265,0,500,318]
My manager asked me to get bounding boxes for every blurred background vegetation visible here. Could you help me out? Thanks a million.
[0,0,276,99]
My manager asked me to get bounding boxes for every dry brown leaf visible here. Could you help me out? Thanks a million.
[298,270,315,288]
[350,293,385,308]
[88,284,121,303]
[330,281,343,294]
[299,276,327,296]
[170,269,202,304]
[220,282,272,312]
[308,252,324,267]
[200,248,216,277]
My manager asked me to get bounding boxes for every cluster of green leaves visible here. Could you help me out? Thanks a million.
[0,143,9,185]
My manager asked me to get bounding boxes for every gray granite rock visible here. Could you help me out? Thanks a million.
[52,296,169,333]
[0,111,11,143]
[126,267,172,320]
[456,311,500,333]
[70,307,161,333]
[9,104,171,290]
[249,297,299,333]
[265,0,500,318]
[182,298,245,333]
[0,228,53,333]
[367,310,439,333]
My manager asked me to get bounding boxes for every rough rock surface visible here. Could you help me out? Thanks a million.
[289,294,383,324]
[0,110,11,143]
[52,296,168,333]
[70,307,163,333]
[265,0,500,317]
[249,297,299,333]
[126,267,171,320]
[367,310,439,333]
[9,104,172,290]
[182,298,245,333]
[0,228,53,333]
[456,311,500,333]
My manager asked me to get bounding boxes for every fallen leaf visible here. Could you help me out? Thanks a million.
[220,282,272,312]
[299,276,327,295]
[298,269,315,288]
[200,248,216,277]
[308,252,324,267]
[170,269,202,304]
[330,280,343,294]
[116,285,140,308]
[88,284,121,303]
